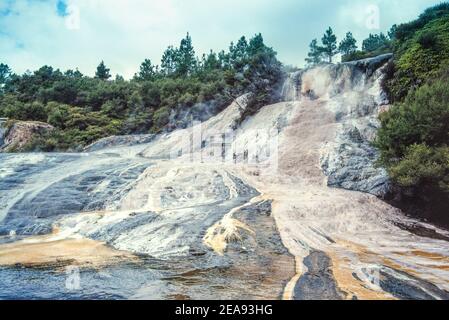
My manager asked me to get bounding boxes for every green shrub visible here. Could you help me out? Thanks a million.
[376,69,449,215]
[376,70,449,162]
[383,14,449,102]
[388,144,449,191]
[152,106,170,131]
[0,95,47,122]
[417,30,439,48]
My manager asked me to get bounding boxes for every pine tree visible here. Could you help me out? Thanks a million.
[338,32,358,57]
[202,50,221,71]
[0,63,11,90]
[388,24,398,40]
[362,33,389,52]
[137,59,156,81]
[95,61,111,80]
[177,32,196,76]
[229,36,249,67]
[64,69,83,78]
[161,46,178,76]
[305,39,324,65]
[321,27,338,63]
[248,33,266,56]
[218,50,230,69]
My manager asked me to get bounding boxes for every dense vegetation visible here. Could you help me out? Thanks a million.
[0,33,282,151]
[374,3,449,225]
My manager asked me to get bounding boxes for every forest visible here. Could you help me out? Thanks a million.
[0,33,282,151]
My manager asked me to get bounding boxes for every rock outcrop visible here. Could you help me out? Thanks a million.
[0,120,54,152]
[0,118,8,147]
[320,124,391,197]
[344,53,393,76]
[284,54,394,197]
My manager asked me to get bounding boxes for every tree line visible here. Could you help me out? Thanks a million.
[0,33,283,151]
[305,27,394,65]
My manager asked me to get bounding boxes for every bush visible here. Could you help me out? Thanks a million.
[384,13,449,102]
[376,70,449,221]
[388,144,449,190]
[394,3,449,41]
[152,106,170,131]
[0,94,46,121]
[417,30,439,48]
[376,71,449,162]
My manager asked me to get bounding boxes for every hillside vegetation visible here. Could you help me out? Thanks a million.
[374,3,449,225]
[0,33,282,151]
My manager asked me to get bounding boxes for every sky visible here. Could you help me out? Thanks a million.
[0,0,444,78]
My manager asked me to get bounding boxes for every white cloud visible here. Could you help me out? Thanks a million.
[0,0,444,78]
[0,0,183,78]
[337,0,439,40]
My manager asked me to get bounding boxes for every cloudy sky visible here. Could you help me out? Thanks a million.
[0,0,443,78]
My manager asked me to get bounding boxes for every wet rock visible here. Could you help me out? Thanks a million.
[0,118,8,147]
[167,101,227,131]
[393,221,449,242]
[221,200,295,299]
[316,54,393,198]
[293,251,346,300]
[379,267,449,300]
[0,155,149,236]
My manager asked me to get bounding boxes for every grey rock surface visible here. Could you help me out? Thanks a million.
[84,134,155,152]
[315,54,393,197]
[321,125,391,197]
[294,251,345,300]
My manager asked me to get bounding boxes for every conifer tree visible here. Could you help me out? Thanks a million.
[95,61,111,80]
[321,27,338,63]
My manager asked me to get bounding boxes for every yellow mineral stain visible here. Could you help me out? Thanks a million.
[202,194,264,256]
[203,215,255,255]
[328,251,396,300]
[282,256,304,300]
[419,264,449,271]
[0,235,136,268]
[337,239,419,276]
[380,257,420,278]
[403,250,449,262]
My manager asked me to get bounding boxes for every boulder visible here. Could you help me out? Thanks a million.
[320,124,391,198]
[0,120,54,152]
